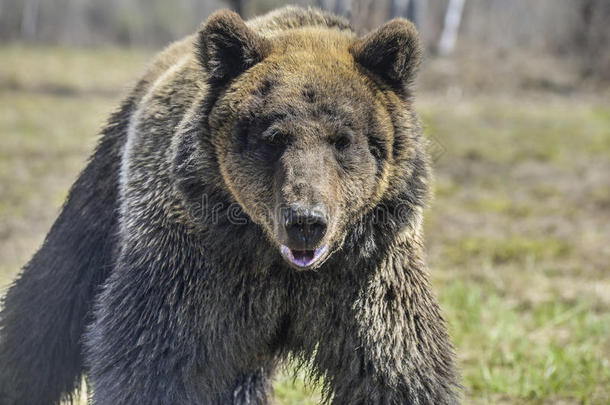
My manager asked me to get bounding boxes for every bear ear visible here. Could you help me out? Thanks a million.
[350,19,422,92]
[197,10,271,83]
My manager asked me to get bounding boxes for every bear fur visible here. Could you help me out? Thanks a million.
[0,6,459,404]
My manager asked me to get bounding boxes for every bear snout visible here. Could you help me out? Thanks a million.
[282,206,328,250]
[275,204,332,269]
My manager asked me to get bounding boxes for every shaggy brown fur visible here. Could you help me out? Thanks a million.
[0,6,459,404]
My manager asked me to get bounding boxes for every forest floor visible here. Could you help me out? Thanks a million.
[0,45,608,404]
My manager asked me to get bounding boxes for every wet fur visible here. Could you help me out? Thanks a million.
[0,6,458,404]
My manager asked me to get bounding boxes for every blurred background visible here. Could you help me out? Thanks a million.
[0,0,609,403]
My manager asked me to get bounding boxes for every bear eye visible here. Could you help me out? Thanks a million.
[261,128,285,147]
[332,131,353,152]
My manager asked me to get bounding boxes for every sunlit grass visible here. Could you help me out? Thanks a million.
[0,44,151,95]
[442,281,610,403]
[420,99,610,166]
[443,236,572,266]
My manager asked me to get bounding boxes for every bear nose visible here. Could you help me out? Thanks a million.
[283,207,328,250]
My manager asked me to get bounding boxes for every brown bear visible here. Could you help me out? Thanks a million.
[0,6,459,404]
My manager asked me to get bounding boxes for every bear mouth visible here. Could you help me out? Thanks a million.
[280,244,328,269]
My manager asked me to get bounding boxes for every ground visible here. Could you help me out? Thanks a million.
[0,45,608,404]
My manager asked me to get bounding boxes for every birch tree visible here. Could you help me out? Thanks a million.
[21,0,39,39]
[438,0,466,55]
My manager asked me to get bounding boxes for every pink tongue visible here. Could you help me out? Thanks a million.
[292,250,315,266]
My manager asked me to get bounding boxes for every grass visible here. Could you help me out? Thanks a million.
[1,45,609,404]
[443,282,609,404]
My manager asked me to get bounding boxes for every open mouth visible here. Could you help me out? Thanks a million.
[280,244,329,269]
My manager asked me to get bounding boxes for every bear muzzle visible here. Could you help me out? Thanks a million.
[278,205,330,269]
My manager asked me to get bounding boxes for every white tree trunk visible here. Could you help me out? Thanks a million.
[438,0,466,55]
[21,0,40,39]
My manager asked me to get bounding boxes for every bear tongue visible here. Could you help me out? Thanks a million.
[291,249,315,266]
[281,244,329,268]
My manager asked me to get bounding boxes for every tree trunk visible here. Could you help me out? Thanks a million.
[21,0,40,39]
[438,0,466,55]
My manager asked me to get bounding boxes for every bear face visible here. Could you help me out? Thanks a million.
[197,10,423,270]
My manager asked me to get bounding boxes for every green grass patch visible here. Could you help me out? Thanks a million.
[420,100,610,166]
[442,281,610,403]
[443,236,572,267]
[0,44,151,95]
[273,369,323,405]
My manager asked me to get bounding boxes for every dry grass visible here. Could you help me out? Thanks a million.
[0,45,608,404]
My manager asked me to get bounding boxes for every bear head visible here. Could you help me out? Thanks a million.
[183,10,427,271]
